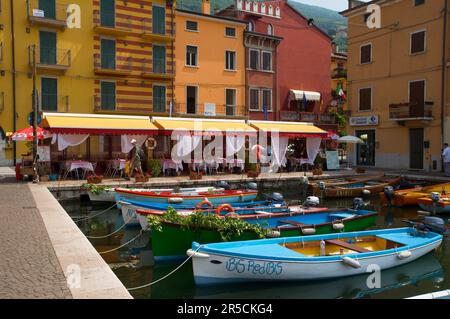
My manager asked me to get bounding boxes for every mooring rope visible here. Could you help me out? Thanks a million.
[72,202,118,222]
[126,245,203,291]
[98,228,148,255]
[85,221,129,239]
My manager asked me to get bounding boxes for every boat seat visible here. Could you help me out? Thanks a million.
[325,239,371,253]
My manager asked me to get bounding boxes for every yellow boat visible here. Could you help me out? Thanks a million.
[380,182,450,207]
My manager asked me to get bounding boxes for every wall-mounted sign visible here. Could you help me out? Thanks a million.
[349,115,379,126]
[32,9,45,17]
[204,103,216,116]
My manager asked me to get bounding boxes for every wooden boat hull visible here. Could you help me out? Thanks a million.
[308,174,385,188]
[88,189,116,202]
[418,197,450,214]
[312,177,402,198]
[189,228,442,286]
[149,209,377,261]
[380,183,450,207]
[115,188,257,207]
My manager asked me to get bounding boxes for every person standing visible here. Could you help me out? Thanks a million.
[443,143,450,177]
[128,139,144,179]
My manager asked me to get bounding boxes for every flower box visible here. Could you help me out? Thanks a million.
[247,171,260,178]
[190,172,203,180]
[87,175,103,184]
[356,168,366,174]
[135,175,150,183]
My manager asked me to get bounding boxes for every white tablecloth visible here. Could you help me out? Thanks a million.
[216,158,245,170]
[112,159,126,170]
[66,161,94,172]
[163,159,183,173]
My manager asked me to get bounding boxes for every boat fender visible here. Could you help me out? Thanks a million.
[302,228,316,235]
[195,198,213,210]
[333,223,345,230]
[168,197,183,204]
[362,190,371,196]
[342,257,361,269]
[320,240,326,256]
[397,250,412,259]
[216,204,235,216]
[266,230,281,238]
[186,249,210,259]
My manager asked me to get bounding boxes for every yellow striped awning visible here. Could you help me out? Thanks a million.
[152,117,257,135]
[249,120,328,137]
[42,113,160,135]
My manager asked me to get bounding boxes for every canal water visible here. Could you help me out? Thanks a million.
[61,181,450,299]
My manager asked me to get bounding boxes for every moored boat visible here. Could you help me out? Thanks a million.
[312,176,401,198]
[379,182,450,207]
[188,227,442,286]
[146,207,377,261]
[418,195,450,214]
[308,174,385,189]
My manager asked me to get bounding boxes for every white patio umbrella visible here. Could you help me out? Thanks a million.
[337,135,365,169]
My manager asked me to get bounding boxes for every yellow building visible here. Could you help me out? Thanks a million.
[0,0,175,165]
[342,0,449,171]
[173,0,247,118]
[330,49,347,112]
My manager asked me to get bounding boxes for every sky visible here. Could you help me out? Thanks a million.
[294,0,353,12]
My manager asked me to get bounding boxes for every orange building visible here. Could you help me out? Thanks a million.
[173,1,247,118]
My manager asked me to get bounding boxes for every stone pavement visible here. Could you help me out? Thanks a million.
[0,183,73,299]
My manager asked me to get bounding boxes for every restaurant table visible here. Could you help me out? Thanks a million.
[163,159,183,175]
[64,160,95,179]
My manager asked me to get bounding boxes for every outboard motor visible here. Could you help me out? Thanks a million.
[246,182,258,191]
[352,197,365,210]
[430,192,441,215]
[319,181,326,191]
[384,186,395,206]
[422,216,447,234]
[299,176,309,186]
[216,181,231,190]
[269,192,284,203]
[304,196,320,208]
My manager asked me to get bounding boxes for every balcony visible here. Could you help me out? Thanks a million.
[94,94,163,114]
[93,53,132,76]
[280,111,337,124]
[0,92,4,113]
[93,11,133,37]
[172,103,248,119]
[28,45,71,73]
[140,19,174,42]
[331,68,347,79]
[141,60,174,80]
[40,95,69,113]
[26,0,67,30]
[389,101,433,122]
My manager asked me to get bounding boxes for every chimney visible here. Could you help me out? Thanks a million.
[202,0,211,15]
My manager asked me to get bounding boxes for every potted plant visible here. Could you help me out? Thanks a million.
[148,159,162,178]
[247,163,260,178]
[87,173,103,184]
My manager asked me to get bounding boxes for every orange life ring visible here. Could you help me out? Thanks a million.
[216,204,235,216]
[195,199,213,210]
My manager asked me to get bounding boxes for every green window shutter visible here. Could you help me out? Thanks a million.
[100,0,115,27]
[101,39,116,69]
[101,82,116,110]
[39,31,56,65]
[153,46,166,74]
[152,6,166,35]
[41,78,57,112]
[39,0,56,19]
[153,86,166,113]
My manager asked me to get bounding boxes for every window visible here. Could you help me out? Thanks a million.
[101,38,116,69]
[414,0,425,6]
[226,89,236,116]
[360,43,372,64]
[186,46,198,66]
[101,81,116,110]
[103,136,122,153]
[39,31,57,65]
[411,30,426,54]
[249,89,259,110]
[262,51,272,71]
[152,5,166,35]
[248,21,254,32]
[40,0,56,20]
[359,87,372,111]
[153,85,166,113]
[267,24,273,35]
[100,0,115,27]
[41,77,57,111]
[262,89,272,111]
[225,51,236,71]
[249,49,259,70]
[153,45,166,74]
[225,27,236,37]
[186,20,198,31]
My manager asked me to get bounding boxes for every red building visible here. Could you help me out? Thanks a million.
[218,0,335,131]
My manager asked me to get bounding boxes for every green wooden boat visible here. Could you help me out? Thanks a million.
[147,208,378,261]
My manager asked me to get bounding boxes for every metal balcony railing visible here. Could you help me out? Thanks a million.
[389,101,433,120]
[331,68,347,79]
[26,0,68,26]
[140,19,174,40]
[28,45,71,69]
[142,59,174,78]
[93,53,132,73]
[93,11,133,32]
[0,42,3,63]
[40,94,69,113]
[172,103,248,118]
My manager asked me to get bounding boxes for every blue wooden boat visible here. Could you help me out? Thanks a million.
[188,227,443,286]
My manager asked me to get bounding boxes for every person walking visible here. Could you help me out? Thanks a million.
[128,139,144,179]
[443,143,450,177]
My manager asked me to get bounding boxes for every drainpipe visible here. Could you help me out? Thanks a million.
[171,1,175,115]
[10,0,17,165]
[441,0,448,171]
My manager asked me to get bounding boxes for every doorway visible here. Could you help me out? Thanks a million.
[409,128,424,169]
[186,86,197,114]
[409,80,425,118]
[356,130,375,166]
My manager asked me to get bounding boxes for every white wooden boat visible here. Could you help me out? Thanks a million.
[188,228,442,286]
[408,290,450,299]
